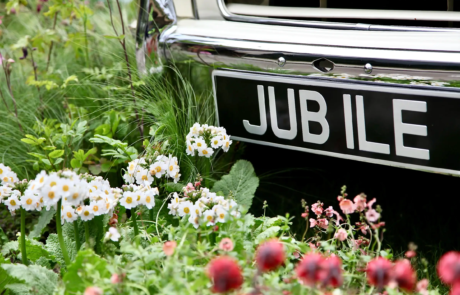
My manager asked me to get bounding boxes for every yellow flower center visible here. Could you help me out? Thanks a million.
[40,197,43,203]
[3,177,8,182]
[93,205,99,212]
[106,203,110,209]
[10,200,16,206]
[50,181,57,187]
[0,168,2,174]
[184,207,190,214]
[66,212,72,218]
[169,165,173,171]
[63,185,69,192]
[207,215,213,221]
[202,150,208,155]
[188,145,192,151]
[84,211,90,216]
[155,166,162,173]
[146,196,151,203]
[72,193,79,199]
[136,195,141,201]
[197,142,202,147]
[142,175,148,181]
[39,177,45,183]
[26,198,33,205]
[225,142,229,147]
[126,197,133,204]
[195,209,199,214]
[129,164,134,171]
[219,213,225,219]
[48,191,55,199]
[214,140,218,144]
[105,190,109,195]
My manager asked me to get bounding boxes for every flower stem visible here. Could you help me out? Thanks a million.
[84,222,90,248]
[56,200,71,266]
[20,208,28,265]
[131,207,139,236]
[74,221,81,251]
[149,208,154,221]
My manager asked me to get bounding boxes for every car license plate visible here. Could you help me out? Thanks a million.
[212,70,460,175]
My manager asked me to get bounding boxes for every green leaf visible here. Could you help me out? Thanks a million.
[212,160,259,211]
[63,250,110,293]
[71,159,82,169]
[41,159,51,166]
[88,165,102,175]
[45,234,76,267]
[29,209,55,239]
[254,226,281,244]
[2,264,58,295]
[101,162,112,172]
[42,146,56,151]
[49,150,64,158]
[21,138,38,145]
[54,158,63,165]
[165,182,185,193]
[1,241,18,256]
[28,152,46,159]
[18,239,51,262]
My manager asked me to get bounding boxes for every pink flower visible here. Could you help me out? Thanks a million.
[256,239,286,272]
[339,199,355,214]
[366,257,393,289]
[451,283,460,295]
[366,209,380,222]
[163,241,177,256]
[367,198,377,209]
[416,279,429,295]
[311,203,323,216]
[111,273,121,284]
[296,253,323,286]
[353,194,367,212]
[219,238,234,252]
[318,255,343,288]
[185,183,194,191]
[207,256,243,293]
[84,287,103,295]
[437,251,460,285]
[334,229,347,241]
[301,212,308,218]
[392,259,416,291]
[309,218,317,228]
[317,218,328,229]
[324,206,334,218]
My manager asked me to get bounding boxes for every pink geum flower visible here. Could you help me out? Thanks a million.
[392,259,416,291]
[366,209,380,222]
[339,199,355,214]
[334,229,347,241]
[317,218,329,229]
[437,251,460,285]
[318,255,343,288]
[311,203,323,216]
[256,239,286,272]
[416,279,429,295]
[219,238,234,252]
[84,287,103,295]
[366,257,393,289]
[353,194,367,212]
[309,218,317,228]
[207,256,243,293]
[163,240,177,256]
[296,253,323,286]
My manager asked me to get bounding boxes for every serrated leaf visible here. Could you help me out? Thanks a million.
[212,160,259,210]
[29,209,55,239]
[2,264,58,295]
[254,226,281,245]
[49,150,64,159]
[18,239,51,262]
[1,241,18,256]
[45,234,76,267]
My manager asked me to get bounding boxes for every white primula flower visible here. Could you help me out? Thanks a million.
[133,190,145,205]
[0,164,9,179]
[188,214,200,229]
[120,191,137,209]
[186,140,195,156]
[216,208,228,223]
[41,185,60,206]
[230,210,241,218]
[166,162,179,179]
[193,137,207,150]
[105,227,121,242]
[62,205,78,223]
[56,179,73,198]
[136,168,153,186]
[191,204,202,217]
[0,185,12,200]
[178,200,193,217]
[1,171,17,184]
[190,123,202,136]
[90,200,106,216]
[127,159,140,175]
[222,139,233,152]
[5,194,20,211]
[43,174,60,190]
[34,171,48,189]
[150,161,166,178]
[173,171,181,184]
[198,147,214,158]
[203,210,215,226]
[142,190,156,209]
[79,205,95,221]
[123,173,135,184]
[21,191,38,211]
[210,136,222,149]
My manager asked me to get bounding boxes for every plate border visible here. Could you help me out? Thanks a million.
[212,69,460,176]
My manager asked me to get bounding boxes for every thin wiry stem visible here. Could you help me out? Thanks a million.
[29,47,44,119]
[46,13,59,72]
[2,62,23,133]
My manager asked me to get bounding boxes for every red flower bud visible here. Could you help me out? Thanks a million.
[438,251,460,285]
[318,255,343,288]
[405,250,416,258]
[207,256,243,293]
[256,239,285,272]
[296,253,323,286]
[392,259,416,291]
[366,257,393,289]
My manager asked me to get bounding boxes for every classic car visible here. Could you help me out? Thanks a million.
[135,0,460,177]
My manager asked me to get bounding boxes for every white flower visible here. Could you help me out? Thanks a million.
[33,171,48,189]
[166,162,179,179]
[230,210,241,218]
[62,205,78,223]
[21,191,38,211]
[127,159,140,175]
[188,214,200,229]
[41,185,60,206]
[220,133,229,141]
[0,163,9,179]
[89,200,106,216]
[136,168,153,186]
[105,227,121,242]
[150,161,166,178]
[5,194,20,211]
[56,179,74,199]
[79,205,94,221]
[216,208,228,223]
[123,173,135,184]
[186,140,195,156]
[142,189,156,209]
[190,123,202,136]
[120,191,137,209]
[198,147,214,158]
[193,138,207,150]
[210,136,222,149]
[0,185,12,200]
[190,204,202,217]
[178,200,193,217]
[203,210,215,226]
[222,139,232,152]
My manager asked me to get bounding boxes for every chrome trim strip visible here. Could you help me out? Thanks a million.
[212,69,460,176]
[216,0,460,32]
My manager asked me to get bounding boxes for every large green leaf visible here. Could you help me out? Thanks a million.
[1,264,58,295]
[29,209,55,239]
[17,239,51,262]
[212,160,259,211]
[63,250,110,294]
[44,234,76,267]
[0,255,20,294]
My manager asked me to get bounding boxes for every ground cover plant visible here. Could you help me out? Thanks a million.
[1,0,460,294]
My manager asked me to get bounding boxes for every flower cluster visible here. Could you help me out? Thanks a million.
[167,183,241,229]
[366,257,416,291]
[0,163,19,185]
[119,183,158,210]
[296,253,343,288]
[185,123,232,158]
[123,155,180,185]
[309,201,342,230]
